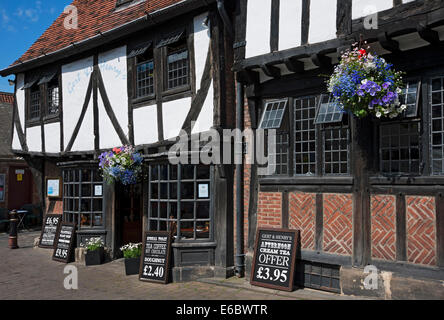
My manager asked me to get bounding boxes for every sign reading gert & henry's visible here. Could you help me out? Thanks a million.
[250,228,299,292]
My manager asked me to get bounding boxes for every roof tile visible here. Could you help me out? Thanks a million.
[11,0,184,67]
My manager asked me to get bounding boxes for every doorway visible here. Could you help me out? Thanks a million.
[115,183,143,249]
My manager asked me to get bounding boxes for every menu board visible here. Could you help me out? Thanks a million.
[139,231,172,284]
[39,214,62,249]
[250,228,299,292]
[52,223,76,263]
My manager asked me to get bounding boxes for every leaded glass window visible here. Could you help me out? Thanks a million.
[380,122,421,175]
[167,48,189,90]
[149,164,212,241]
[315,94,344,124]
[431,76,444,175]
[260,99,288,129]
[294,97,317,175]
[63,168,104,229]
[29,86,40,120]
[323,126,350,175]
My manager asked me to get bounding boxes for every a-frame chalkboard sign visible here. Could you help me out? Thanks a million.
[39,214,62,249]
[250,228,300,292]
[139,231,173,284]
[52,222,76,263]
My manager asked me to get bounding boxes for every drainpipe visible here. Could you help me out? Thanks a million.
[235,80,245,278]
[217,0,234,38]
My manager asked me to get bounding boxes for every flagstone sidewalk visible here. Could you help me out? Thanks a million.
[0,231,367,300]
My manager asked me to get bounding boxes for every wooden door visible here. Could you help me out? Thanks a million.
[8,166,33,210]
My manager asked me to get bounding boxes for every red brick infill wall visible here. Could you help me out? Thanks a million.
[323,194,353,255]
[289,192,316,250]
[371,195,396,261]
[406,196,436,266]
[257,192,282,229]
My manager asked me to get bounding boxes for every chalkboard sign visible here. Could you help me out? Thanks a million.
[250,228,299,292]
[139,231,172,284]
[39,214,62,249]
[52,223,76,263]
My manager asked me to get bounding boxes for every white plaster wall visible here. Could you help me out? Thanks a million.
[309,0,337,44]
[71,99,94,151]
[12,127,20,150]
[44,123,60,153]
[352,0,393,19]
[245,0,272,58]
[194,12,211,91]
[62,56,94,149]
[279,0,302,51]
[98,46,128,148]
[16,73,25,130]
[192,80,214,134]
[27,126,42,152]
[97,91,122,149]
[162,97,192,140]
[134,105,158,145]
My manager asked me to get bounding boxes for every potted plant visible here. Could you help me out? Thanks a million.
[120,243,142,276]
[84,237,105,266]
[99,146,143,186]
[328,43,406,119]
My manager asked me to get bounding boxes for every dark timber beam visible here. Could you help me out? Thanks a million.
[310,53,332,68]
[236,69,260,85]
[284,57,304,73]
[260,63,281,78]
[417,24,441,46]
[378,32,400,53]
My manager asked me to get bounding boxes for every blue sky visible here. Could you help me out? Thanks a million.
[0,0,71,93]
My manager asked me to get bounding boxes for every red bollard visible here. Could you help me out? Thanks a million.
[9,210,19,249]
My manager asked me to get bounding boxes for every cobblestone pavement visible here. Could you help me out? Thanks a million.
[0,231,351,300]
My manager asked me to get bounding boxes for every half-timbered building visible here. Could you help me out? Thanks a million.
[233,0,444,298]
[1,0,237,282]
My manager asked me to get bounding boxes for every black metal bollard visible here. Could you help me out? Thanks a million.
[9,210,19,249]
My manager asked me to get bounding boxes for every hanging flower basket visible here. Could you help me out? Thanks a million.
[99,146,143,186]
[328,44,406,119]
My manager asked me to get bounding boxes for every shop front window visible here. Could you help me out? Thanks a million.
[63,168,104,228]
[148,164,212,241]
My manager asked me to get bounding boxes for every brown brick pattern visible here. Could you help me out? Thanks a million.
[289,192,316,250]
[257,192,282,229]
[406,196,436,266]
[323,194,353,255]
[371,195,396,261]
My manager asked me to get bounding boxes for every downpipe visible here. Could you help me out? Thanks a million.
[235,81,245,278]
[217,0,234,39]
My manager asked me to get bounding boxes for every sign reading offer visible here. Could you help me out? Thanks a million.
[39,214,62,249]
[250,228,299,292]
[139,231,172,284]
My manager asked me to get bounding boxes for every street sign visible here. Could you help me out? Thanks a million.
[139,231,172,284]
[250,228,299,292]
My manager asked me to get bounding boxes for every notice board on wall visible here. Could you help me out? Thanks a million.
[52,223,76,263]
[39,214,62,249]
[250,228,300,292]
[139,231,172,284]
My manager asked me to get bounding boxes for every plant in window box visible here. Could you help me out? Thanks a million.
[120,243,142,276]
[83,237,105,266]
[328,43,406,119]
[99,146,143,186]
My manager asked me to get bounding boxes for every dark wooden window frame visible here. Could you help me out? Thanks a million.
[25,72,62,127]
[62,168,104,230]
[260,94,351,180]
[160,28,193,98]
[147,163,214,243]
